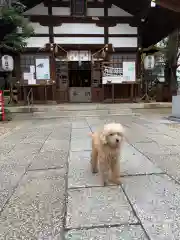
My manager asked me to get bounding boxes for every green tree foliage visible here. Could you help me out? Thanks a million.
[158,29,180,93]
[0,2,34,51]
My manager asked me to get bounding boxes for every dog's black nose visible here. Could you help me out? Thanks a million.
[116,139,119,143]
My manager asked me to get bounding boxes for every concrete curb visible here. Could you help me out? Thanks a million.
[6,102,172,113]
[7,107,39,113]
[131,103,172,109]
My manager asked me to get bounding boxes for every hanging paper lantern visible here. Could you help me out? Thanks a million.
[144,55,155,70]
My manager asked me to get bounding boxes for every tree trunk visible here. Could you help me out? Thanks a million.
[166,29,179,96]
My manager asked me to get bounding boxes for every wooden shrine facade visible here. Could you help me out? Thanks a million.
[15,0,141,103]
[13,0,180,104]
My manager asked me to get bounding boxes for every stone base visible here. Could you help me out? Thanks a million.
[172,95,180,118]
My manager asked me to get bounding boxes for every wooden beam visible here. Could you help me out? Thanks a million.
[104,0,108,45]
[156,0,180,12]
[48,4,54,43]
[29,15,133,26]
[43,0,112,8]
[48,0,56,100]
[30,33,138,38]
[70,0,87,16]
[22,46,137,52]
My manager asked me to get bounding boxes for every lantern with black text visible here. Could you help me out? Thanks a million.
[1,55,14,72]
[144,55,155,70]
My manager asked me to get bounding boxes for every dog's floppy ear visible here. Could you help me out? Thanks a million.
[100,130,107,145]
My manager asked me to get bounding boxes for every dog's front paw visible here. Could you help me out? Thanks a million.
[91,167,98,174]
[110,178,121,185]
[102,179,109,186]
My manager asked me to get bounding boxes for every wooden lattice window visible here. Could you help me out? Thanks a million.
[71,0,87,16]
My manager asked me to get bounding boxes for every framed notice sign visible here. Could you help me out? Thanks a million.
[35,57,50,80]
[102,66,123,84]
[123,62,136,82]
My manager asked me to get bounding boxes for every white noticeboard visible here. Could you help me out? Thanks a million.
[102,66,123,84]
[123,62,136,82]
[23,72,36,85]
[35,58,50,80]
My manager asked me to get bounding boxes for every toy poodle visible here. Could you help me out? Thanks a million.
[89,122,125,186]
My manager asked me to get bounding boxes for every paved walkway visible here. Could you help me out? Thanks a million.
[0,105,180,239]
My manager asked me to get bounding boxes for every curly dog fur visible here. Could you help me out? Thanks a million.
[89,123,124,186]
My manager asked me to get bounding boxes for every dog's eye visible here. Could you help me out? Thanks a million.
[109,133,113,136]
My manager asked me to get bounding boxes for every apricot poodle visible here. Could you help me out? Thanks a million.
[89,122,125,186]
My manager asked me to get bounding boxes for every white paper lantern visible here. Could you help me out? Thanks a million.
[144,55,155,70]
[1,55,14,72]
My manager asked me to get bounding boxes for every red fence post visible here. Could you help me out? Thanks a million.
[0,90,5,121]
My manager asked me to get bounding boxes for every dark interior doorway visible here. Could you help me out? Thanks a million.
[69,61,91,87]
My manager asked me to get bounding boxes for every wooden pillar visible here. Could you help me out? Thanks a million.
[104,0,108,45]
[103,0,109,102]
[135,26,143,100]
[48,3,56,102]
[136,26,142,79]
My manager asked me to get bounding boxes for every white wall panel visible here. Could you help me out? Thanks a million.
[108,5,132,16]
[29,22,49,34]
[109,37,137,48]
[53,6,132,17]
[26,37,49,48]
[52,7,70,15]
[54,23,104,34]
[109,24,137,35]
[24,3,131,17]
[54,37,104,44]
[24,3,48,15]
[87,8,103,16]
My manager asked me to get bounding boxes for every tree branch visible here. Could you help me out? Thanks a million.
[176,51,180,61]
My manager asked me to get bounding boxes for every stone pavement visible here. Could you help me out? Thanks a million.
[0,106,180,239]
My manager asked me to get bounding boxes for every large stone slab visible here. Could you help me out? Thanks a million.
[121,144,163,176]
[122,174,180,240]
[68,151,101,188]
[70,139,91,151]
[66,186,138,229]
[146,133,178,146]
[125,129,153,144]
[29,150,68,170]
[71,128,90,140]
[41,139,70,152]
[4,132,29,143]
[0,164,25,211]
[147,154,180,183]
[133,141,180,156]
[0,169,66,240]
[20,136,47,144]
[0,150,34,168]
[68,146,162,188]
[72,120,89,129]
[19,130,51,144]
[48,129,71,141]
[13,142,43,154]
[0,141,16,154]
[65,225,148,239]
